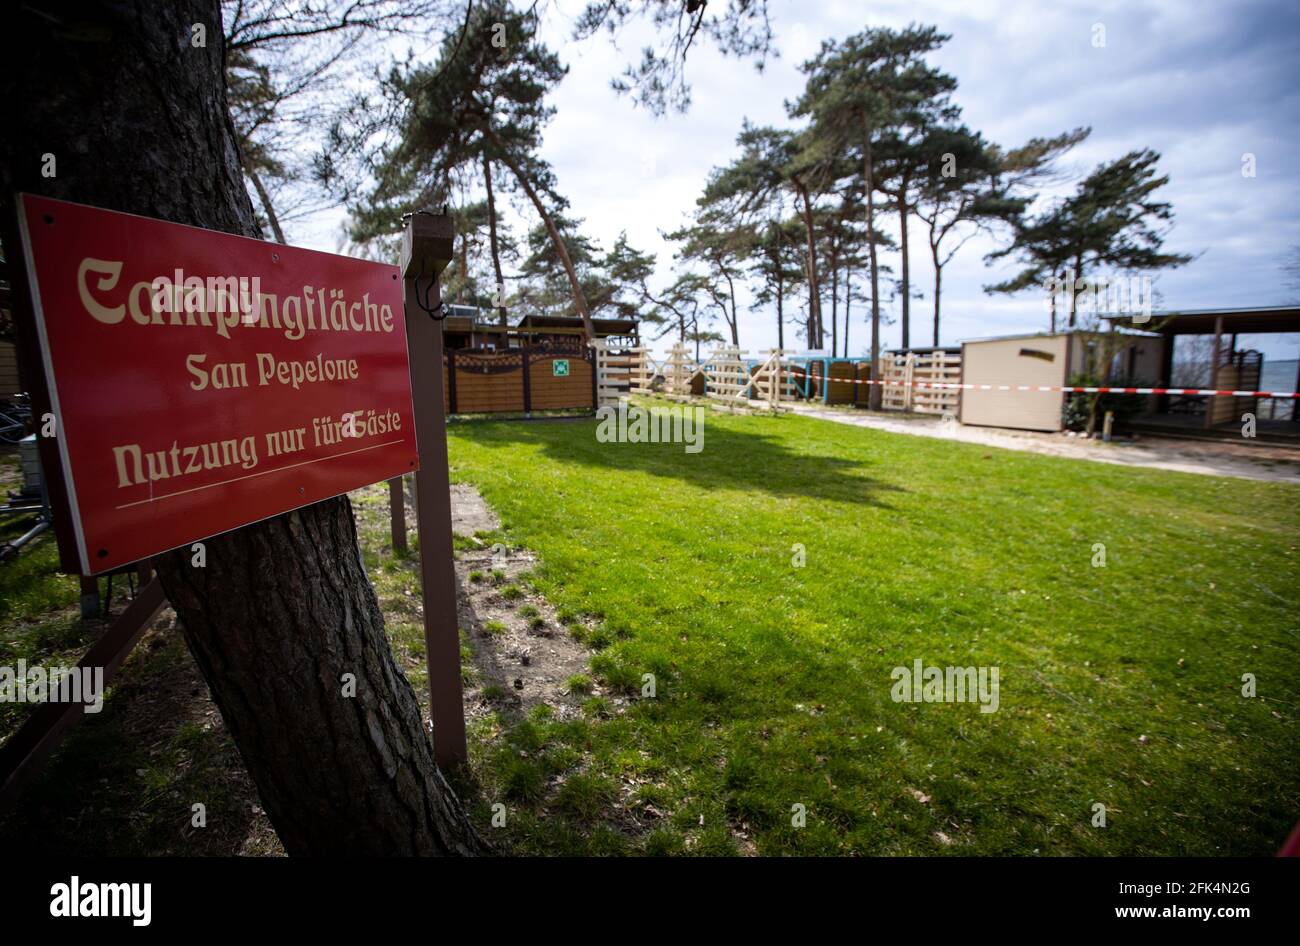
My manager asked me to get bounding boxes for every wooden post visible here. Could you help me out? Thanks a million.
[447,349,458,415]
[1156,332,1175,415]
[79,574,100,618]
[389,477,407,554]
[1207,315,1224,430]
[400,211,468,766]
[1293,355,1300,423]
[521,347,531,416]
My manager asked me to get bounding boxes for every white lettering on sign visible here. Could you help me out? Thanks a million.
[77,259,396,341]
[77,258,126,324]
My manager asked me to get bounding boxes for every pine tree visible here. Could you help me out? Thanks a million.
[987,148,1191,329]
[347,2,598,337]
[794,27,955,396]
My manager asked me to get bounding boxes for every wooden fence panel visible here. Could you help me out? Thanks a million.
[530,353,593,410]
[440,348,595,414]
[881,353,912,411]
[704,346,751,407]
[662,344,696,398]
[880,351,962,415]
[826,361,858,404]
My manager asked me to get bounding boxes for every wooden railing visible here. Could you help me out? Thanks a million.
[880,351,962,415]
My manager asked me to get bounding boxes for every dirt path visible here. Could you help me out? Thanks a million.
[448,484,620,724]
[789,405,1300,483]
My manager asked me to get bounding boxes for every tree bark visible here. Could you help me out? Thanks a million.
[482,154,507,326]
[844,269,851,357]
[485,128,594,340]
[723,267,739,345]
[776,270,784,350]
[897,173,911,350]
[830,248,839,358]
[0,0,486,856]
[1050,268,1058,334]
[245,161,287,244]
[863,126,882,409]
[1068,254,1083,329]
[458,232,469,304]
[796,182,822,350]
[774,225,785,350]
[931,238,942,348]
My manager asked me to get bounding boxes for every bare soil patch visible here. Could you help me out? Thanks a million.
[447,484,615,724]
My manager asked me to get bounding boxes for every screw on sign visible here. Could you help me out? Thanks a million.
[15,194,419,574]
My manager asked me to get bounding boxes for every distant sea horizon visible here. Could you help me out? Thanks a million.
[1261,358,1297,391]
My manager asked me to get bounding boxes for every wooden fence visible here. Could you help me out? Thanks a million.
[443,346,595,414]
[700,346,789,411]
[590,341,654,407]
[661,343,697,398]
[801,359,873,405]
[703,346,750,408]
[880,350,962,415]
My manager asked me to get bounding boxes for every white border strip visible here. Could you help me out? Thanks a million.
[16,194,92,574]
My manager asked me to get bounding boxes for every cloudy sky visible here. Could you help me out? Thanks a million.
[302,0,1300,361]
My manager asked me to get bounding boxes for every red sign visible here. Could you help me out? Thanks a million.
[17,194,418,574]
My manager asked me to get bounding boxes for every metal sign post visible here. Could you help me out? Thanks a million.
[400,211,468,766]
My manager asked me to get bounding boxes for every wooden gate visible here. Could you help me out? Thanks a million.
[881,350,962,415]
[590,341,652,408]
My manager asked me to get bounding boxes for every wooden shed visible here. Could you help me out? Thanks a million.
[960,331,1165,432]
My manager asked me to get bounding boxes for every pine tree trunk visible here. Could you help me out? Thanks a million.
[776,270,784,350]
[1051,279,1058,334]
[486,129,594,340]
[0,0,486,856]
[830,250,839,358]
[897,175,911,350]
[844,269,851,357]
[246,162,287,244]
[931,240,943,348]
[1068,255,1082,329]
[863,127,882,409]
[724,269,739,345]
[482,154,507,326]
[796,183,822,349]
[459,233,469,304]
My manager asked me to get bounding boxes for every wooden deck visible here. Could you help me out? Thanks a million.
[1128,411,1300,445]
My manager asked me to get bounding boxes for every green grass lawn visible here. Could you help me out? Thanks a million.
[447,402,1300,856]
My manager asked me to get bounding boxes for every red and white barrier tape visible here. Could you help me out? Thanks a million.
[780,370,1299,399]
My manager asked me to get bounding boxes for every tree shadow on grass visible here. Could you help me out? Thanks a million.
[451,413,905,508]
[0,622,279,855]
